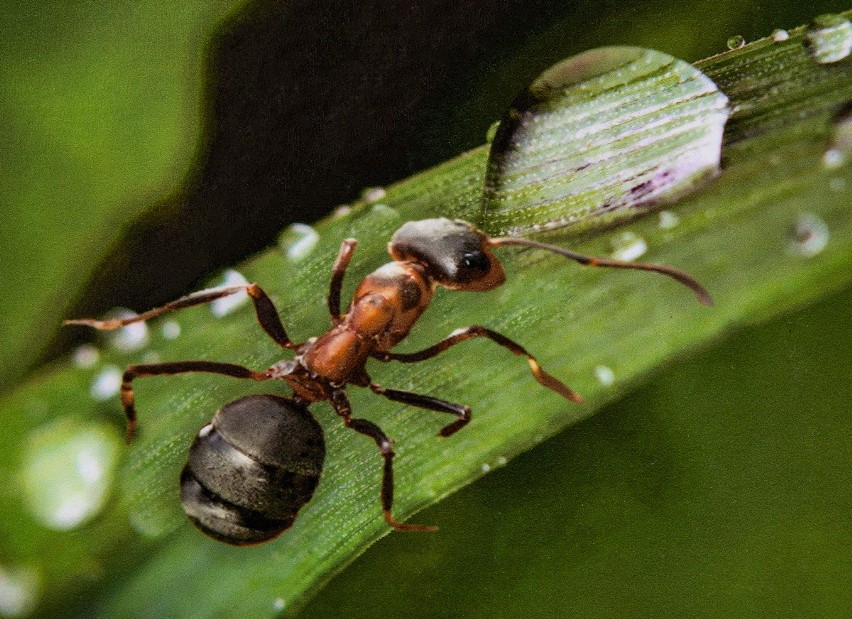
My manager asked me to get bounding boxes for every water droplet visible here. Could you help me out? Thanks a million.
[788,213,829,257]
[160,320,181,340]
[480,47,729,234]
[90,365,122,401]
[21,419,121,531]
[104,308,149,352]
[273,598,286,611]
[771,29,790,42]
[823,149,845,169]
[209,270,250,317]
[278,223,320,261]
[726,35,746,50]
[481,463,491,473]
[0,565,40,617]
[496,455,508,467]
[657,210,680,230]
[594,365,615,386]
[829,177,846,192]
[823,102,852,170]
[72,344,100,368]
[485,120,500,143]
[610,232,648,261]
[332,204,352,219]
[804,14,852,64]
[361,187,387,203]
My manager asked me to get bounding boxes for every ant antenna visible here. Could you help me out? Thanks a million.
[489,236,713,306]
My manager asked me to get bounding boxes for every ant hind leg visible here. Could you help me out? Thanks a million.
[330,389,437,532]
[120,361,271,443]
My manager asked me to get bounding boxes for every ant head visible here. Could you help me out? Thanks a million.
[389,218,505,291]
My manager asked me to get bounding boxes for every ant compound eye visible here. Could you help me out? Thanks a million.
[460,251,490,275]
[389,218,505,290]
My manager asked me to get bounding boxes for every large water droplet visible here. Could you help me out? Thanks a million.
[209,269,250,317]
[278,223,320,261]
[21,419,121,531]
[804,14,852,64]
[0,565,40,617]
[481,47,729,235]
[726,35,746,50]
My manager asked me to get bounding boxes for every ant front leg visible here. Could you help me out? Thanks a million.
[330,390,437,532]
[119,361,271,443]
[328,239,357,324]
[369,383,471,437]
[375,325,583,404]
[64,283,296,350]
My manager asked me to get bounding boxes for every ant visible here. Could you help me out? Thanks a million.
[66,218,711,545]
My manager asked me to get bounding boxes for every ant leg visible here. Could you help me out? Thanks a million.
[120,361,271,443]
[328,239,357,324]
[64,283,297,350]
[489,236,713,306]
[369,383,471,437]
[330,390,437,532]
[375,326,583,403]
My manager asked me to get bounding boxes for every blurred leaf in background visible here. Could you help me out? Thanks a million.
[0,0,250,390]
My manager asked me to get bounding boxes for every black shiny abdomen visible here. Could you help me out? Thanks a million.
[180,395,325,545]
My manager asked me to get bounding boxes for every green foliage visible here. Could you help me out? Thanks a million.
[0,5,849,618]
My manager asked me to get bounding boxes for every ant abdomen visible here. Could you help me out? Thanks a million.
[179,395,325,545]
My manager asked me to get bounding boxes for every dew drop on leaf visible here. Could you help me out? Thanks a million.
[804,14,852,64]
[21,419,121,531]
[0,565,40,617]
[279,224,320,262]
[480,47,729,235]
[209,270,251,317]
[727,35,746,49]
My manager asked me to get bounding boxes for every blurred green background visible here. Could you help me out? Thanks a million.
[0,0,849,617]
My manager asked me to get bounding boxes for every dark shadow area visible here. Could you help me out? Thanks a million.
[58,0,573,338]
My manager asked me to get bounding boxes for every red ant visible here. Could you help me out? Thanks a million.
[66,218,710,545]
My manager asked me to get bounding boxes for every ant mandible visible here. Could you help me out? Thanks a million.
[66,218,711,545]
